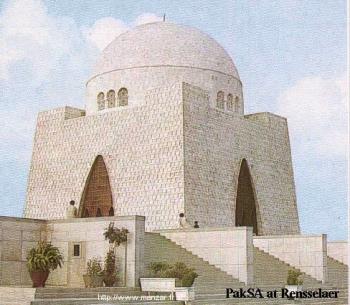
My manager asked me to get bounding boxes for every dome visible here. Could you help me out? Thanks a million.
[91,22,239,80]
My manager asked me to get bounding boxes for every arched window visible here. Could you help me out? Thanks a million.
[97,92,105,110]
[118,88,128,106]
[109,207,114,216]
[227,94,233,111]
[216,91,225,109]
[107,90,116,108]
[234,96,240,112]
[96,208,102,217]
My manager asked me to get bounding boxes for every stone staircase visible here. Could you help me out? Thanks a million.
[253,247,321,288]
[145,233,348,304]
[144,232,246,299]
[327,256,348,288]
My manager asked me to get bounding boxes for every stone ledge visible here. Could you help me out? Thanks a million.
[154,226,252,233]
[254,234,324,239]
[48,215,146,224]
[0,216,46,223]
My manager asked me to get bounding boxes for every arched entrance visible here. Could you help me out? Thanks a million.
[79,155,113,217]
[235,159,259,235]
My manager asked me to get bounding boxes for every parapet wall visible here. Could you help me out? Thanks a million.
[0,217,46,286]
[0,216,145,287]
[253,234,327,283]
[46,215,145,287]
[328,241,348,265]
[157,227,254,284]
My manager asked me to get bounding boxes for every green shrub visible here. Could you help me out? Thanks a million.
[181,270,198,287]
[148,261,198,287]
[27,241,63,273]
[148,262,171,277]
[86,257,103,276]
[103,249,117,285]
[287,269,303,285]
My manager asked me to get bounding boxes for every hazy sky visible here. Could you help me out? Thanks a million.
[0,0,347,240]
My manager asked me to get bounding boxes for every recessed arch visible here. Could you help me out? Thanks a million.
[235,159,260,235]
[216,91,225,109]
[118,88,128,106]
[97,92,105,110]
[109,207,115,216]
[107,89,116,108]
[227,93,233,111]
[234,96,239,112]
[79,155,113,217]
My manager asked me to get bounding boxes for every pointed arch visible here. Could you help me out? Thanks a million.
[79,155,113,217]
[235,159,260,235]
[109,207,115,216]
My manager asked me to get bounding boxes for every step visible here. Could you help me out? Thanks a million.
[34,287,146,299]
[31,300,183,305]
[193,297,348,305]
[253,247,322,288]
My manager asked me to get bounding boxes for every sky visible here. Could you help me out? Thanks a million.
[0,0,347,240]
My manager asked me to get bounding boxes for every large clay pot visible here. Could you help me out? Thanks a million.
[91,275,104,287]
[83,274,92,288]
[30,271,50,288]
[103,275,117,287]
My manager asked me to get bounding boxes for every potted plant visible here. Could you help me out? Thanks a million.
[103,222,128,285]
[83,257,104,288]
[140,262,177,297]
[285,269,303,294]
[103,249,118,287]
[26,241,64,288]
[140,262,198,302]
[168,262,198,302]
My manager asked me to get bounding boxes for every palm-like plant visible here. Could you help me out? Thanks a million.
[103,222,129,247]
[27,241,64,272]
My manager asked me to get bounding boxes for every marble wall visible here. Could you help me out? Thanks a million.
[158,226,253,284]
[253,234,327,283]
[0,217,46,286]
[0,216,145,287]
[327,241,348,265]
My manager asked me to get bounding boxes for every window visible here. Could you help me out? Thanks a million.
[73,244,80,257]
[234,96,240,112]
[107,90,116,108]
[97,92,105,110]
[118,88,128,106]
[227,94,233,111]
[216,91,224,109]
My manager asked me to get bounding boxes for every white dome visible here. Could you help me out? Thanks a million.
[91,22,239,80]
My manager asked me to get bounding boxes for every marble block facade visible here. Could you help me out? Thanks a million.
[24,22,299,235]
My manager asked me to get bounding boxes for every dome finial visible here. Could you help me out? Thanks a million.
[163,13,166,22]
